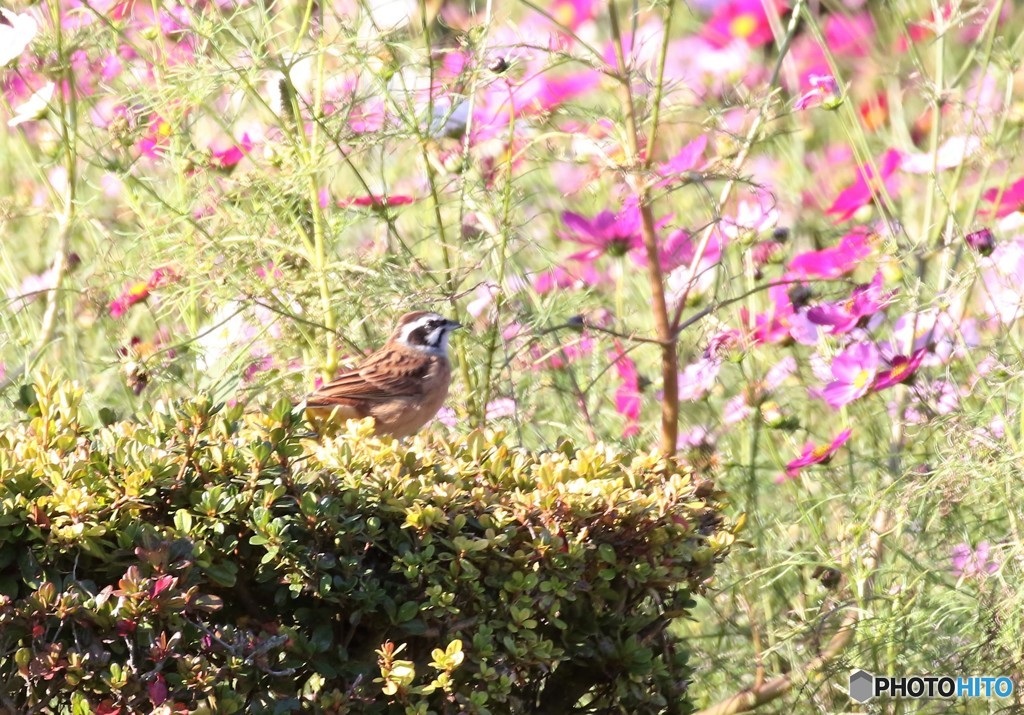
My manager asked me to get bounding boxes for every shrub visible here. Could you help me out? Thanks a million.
[0,377,733,714]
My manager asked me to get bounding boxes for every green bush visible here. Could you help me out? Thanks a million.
[0,377,733,714]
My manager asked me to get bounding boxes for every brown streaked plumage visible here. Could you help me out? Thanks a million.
[305,311,461,438]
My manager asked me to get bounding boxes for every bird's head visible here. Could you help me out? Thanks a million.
[392,311,463,356]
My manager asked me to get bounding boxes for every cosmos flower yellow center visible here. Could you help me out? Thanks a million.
[729,13,758,39]
[853,370,871,389]
[128,281,149,298]
[811,444,832,459]
[156,120,172,137]
[889,363,909,380]
[554,3,576,27]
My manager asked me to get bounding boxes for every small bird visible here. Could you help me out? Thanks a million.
[305,311,462,438]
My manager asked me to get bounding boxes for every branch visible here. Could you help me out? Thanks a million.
[694,507,890,715]
[607,0,679,456]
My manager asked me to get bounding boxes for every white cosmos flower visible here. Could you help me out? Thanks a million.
[0,9,38,66]
[8,82,55,127]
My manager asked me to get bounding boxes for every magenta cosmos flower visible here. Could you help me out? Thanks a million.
[108,267,178,318]
[794,74,842,111]
[951,542,999,578]
[655,135,708,188]
[785,428,852,479]
[982,176,1024,218]
[609,342,641,437]
[701,0,783,48]
[873,348,927,391]
[788,229,873,279]
[807,271,890,334]
[559,199,670,264]
[826,149,902,221]
[822,342,879,409]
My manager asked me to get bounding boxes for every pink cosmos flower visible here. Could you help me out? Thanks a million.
[348,98,386,133]
[794,74,842,111]
[559,199,670,264]
[138,115,173,159]
[8,264,59,310]
[609,342,641,437]
[807,272,890,333]
[784,428,852,479]
[723,355,796,425]
[337,194,415,210]
[630,229,714,273]
[209,133,254,169]
[788,229,873,279]
[821,342,879,409]
[530,335,594,370]
[900,379,960,424]
[826,149,902,221]
[655,135,708,187]
[531,264,607,294]
[701,0,783,49]
[982,176,1024,218]
[547,0,598,31]
[951,542,999,579]
[108,267,178,318]
[872,348,926,391]
[745,282,797,344]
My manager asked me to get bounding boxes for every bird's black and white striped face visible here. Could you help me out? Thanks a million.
[394,311,462,356]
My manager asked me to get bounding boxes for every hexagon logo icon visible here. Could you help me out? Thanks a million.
[849,669,874,703]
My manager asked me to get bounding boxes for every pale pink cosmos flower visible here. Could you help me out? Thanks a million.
[467,282,500,319]
[821,342,879,409]
[678,357,722,402]
[723,355,796,425]
[485,398,517,420]
[434,406,458,427]
[900,135,980,174]
[721,192,779,240]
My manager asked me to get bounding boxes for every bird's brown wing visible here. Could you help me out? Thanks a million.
[305,348,431,407]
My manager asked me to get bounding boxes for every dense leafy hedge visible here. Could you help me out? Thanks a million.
[0,377,733,714]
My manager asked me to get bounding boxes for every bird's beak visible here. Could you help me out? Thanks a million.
[447,319,464,331]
